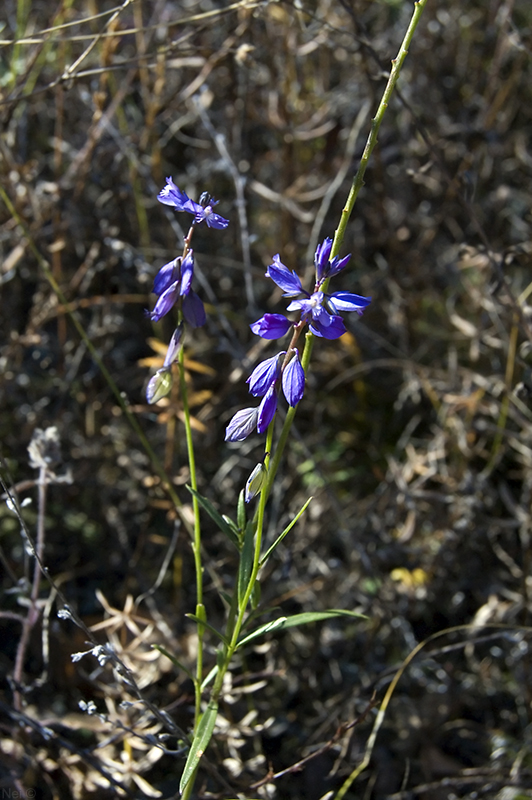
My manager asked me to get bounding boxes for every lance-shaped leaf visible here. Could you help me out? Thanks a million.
[237,489,246,534]
[186,486,239,549]
[236,609,366,649]
[151,644,194,682]
[185,614,230,646]
[179,700,219,795]
[259,497,313,567]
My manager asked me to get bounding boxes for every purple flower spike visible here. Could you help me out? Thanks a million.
[266,255,303,296]
[250,313,292,340]
[225,407,259,442]
[282,350,305,406]
[247,352,285,397]
[257,385,278,433]
[158,177,229,229]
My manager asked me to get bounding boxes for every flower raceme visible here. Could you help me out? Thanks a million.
[145,182,229,405]
[225,239,371,441]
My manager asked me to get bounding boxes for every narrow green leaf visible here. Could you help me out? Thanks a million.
[251,580,261,610]
[185,614,230,646]
[186,486,239,549]
[238,520,255,609]
[218,590,233,610]
[259,497,313,567]
[151,645,194,681]
[237,609,366,649]
[237,617,287,647]
[222,514,239,536]
[195,602,206,636]
[179,700,219,795]
[201,663,218,691]
[237,489,246,534]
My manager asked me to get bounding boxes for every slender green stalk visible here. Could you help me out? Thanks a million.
[208,424,274,702]
[178,344,205,726]
[330,0,429,261]
[12,0,30,88]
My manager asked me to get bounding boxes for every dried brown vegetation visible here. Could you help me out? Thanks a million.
[1,0,532,797]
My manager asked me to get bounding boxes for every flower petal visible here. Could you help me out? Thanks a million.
[309,315,347,339]
[314,237,333,281]
[266,254,303,296]
[163,324,184,367]
[182,290,206,328]
[257,385,278,433]
[328,291,371,313]
[247,352,285,397]
[282,350,305,406]
[245,463,267,503]
[150,281,180,321]
[157,177,200,215]
[203,207,230,229]
[250,313,292,339]
[327,254,351,279]
[153,258,179,295]
[146,369,173,404]
[180,251,194,296]
[225,407,259,442]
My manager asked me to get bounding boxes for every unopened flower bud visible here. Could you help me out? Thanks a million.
[163,324,184,367]
[245,462,267,503]
[146,368,172,404]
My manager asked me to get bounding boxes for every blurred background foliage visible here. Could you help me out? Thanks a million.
[1,0,532,797]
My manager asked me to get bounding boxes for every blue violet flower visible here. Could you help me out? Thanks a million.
[158,177,229,229]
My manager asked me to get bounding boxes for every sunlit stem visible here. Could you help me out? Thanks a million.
[331,0,429,262]
[178,343,204,726]
[209,424,274,701]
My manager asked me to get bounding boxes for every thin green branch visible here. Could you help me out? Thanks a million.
[331,0,429,261]
[178,344,205,727]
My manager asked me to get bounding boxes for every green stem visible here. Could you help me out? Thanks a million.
[178,344,204,727]
[209,424,274,701]
[331,0,429,261]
